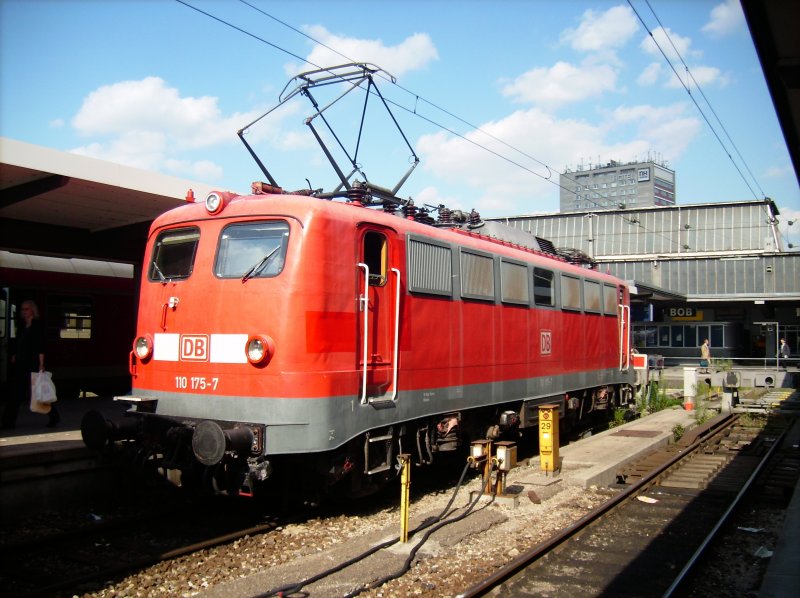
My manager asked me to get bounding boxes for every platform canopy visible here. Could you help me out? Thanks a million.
[743,0,800,190]
[0,137,219,263]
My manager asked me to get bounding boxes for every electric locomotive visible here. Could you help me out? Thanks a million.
[81,64,635,501]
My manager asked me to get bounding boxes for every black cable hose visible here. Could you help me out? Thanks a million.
[344,470,493,598]
[257,460,485,597]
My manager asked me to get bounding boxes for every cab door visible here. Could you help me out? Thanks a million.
[357,228,400,402]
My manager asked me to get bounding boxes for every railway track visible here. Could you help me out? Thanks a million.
[0,495,282,598]
[460,412,795,597]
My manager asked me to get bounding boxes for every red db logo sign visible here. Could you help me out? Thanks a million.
[180,335,209,361]
[540,330,552,355]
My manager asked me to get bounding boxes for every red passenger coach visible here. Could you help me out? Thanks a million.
[0,251,134,401]
[81,64,634,501]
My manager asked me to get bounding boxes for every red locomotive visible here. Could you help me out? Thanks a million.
[82,64,634,501]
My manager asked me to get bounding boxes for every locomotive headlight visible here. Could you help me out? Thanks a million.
[246,335,274,365]
[205,192,224,214]
[133,335,154,360]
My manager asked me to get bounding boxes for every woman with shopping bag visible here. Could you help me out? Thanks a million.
[0,299,60,429]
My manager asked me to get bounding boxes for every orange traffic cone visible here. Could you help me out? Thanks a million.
[684,395,695,411]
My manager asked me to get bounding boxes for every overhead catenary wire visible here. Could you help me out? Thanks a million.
[231,1,684,246]
[178,0,619,205]
[231,0,678,243]
[642,0,766,200]
[178,0,751,252]
[627,0,761,201]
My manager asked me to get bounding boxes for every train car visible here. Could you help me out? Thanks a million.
[81,184,634,500]
[81,63,634,502]
[0,251,135,401]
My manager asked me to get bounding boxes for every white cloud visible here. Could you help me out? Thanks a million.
[294,26,438,78]
[72,130,168,171]
[561,5,639,53]
[638,28,727,89]
[164,158,224,180]
[666,65,729,89]
[416,103,702,215]
[501,61,618,108]
[640,26,698,63]
[72,77,261,149]
[637,62,661,86]
[765,164,794,179]
[68,77,286,181]
[702,0,745,38]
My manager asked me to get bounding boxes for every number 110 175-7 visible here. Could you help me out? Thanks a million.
[175,376,219,391]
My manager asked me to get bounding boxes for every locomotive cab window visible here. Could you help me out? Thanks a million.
[363,231,387,286]
[216,221,289,279]
[149,227,200,282]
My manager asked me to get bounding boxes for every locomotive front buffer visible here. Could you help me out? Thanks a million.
[82,406,272,496]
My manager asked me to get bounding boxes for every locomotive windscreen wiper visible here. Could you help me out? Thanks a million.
[241,246,280,282]
[152,261,168,282]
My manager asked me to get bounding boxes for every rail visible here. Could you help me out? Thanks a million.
[459,413,764,596]
[663,421,788,597]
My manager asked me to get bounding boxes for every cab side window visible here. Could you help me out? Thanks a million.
[363,232,387,286]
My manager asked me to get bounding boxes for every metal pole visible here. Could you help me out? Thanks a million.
[399,454,411,543]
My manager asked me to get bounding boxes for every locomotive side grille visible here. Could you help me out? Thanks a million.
[460,250,495,300]
[408,238,453,296]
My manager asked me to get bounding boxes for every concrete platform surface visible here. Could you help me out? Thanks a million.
[557,407,696,488]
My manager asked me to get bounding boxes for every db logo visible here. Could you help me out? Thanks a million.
[540,330,552,355]
[180,335,209,361]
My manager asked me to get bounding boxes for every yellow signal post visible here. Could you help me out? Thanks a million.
[538,404,560,474]
[399,454,411,543]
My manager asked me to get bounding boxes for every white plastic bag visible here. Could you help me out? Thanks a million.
[31,371,58,404]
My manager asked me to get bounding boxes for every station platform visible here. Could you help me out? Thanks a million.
[556,407,696,488]
[0,394,128,456]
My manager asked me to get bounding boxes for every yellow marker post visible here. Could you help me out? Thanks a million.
[539,404,560,473]
[399,454,411,543]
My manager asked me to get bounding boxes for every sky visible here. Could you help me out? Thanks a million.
[2,0,799,248]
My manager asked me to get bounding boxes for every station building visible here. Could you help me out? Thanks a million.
[491,198,800,364]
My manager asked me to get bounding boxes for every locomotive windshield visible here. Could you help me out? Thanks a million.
[215,221,289,280]
[148,227,200,282]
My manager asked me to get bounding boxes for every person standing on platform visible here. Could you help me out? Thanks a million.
[779,338,790,369]
[0,300,60,429]
[699,338,711,373]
